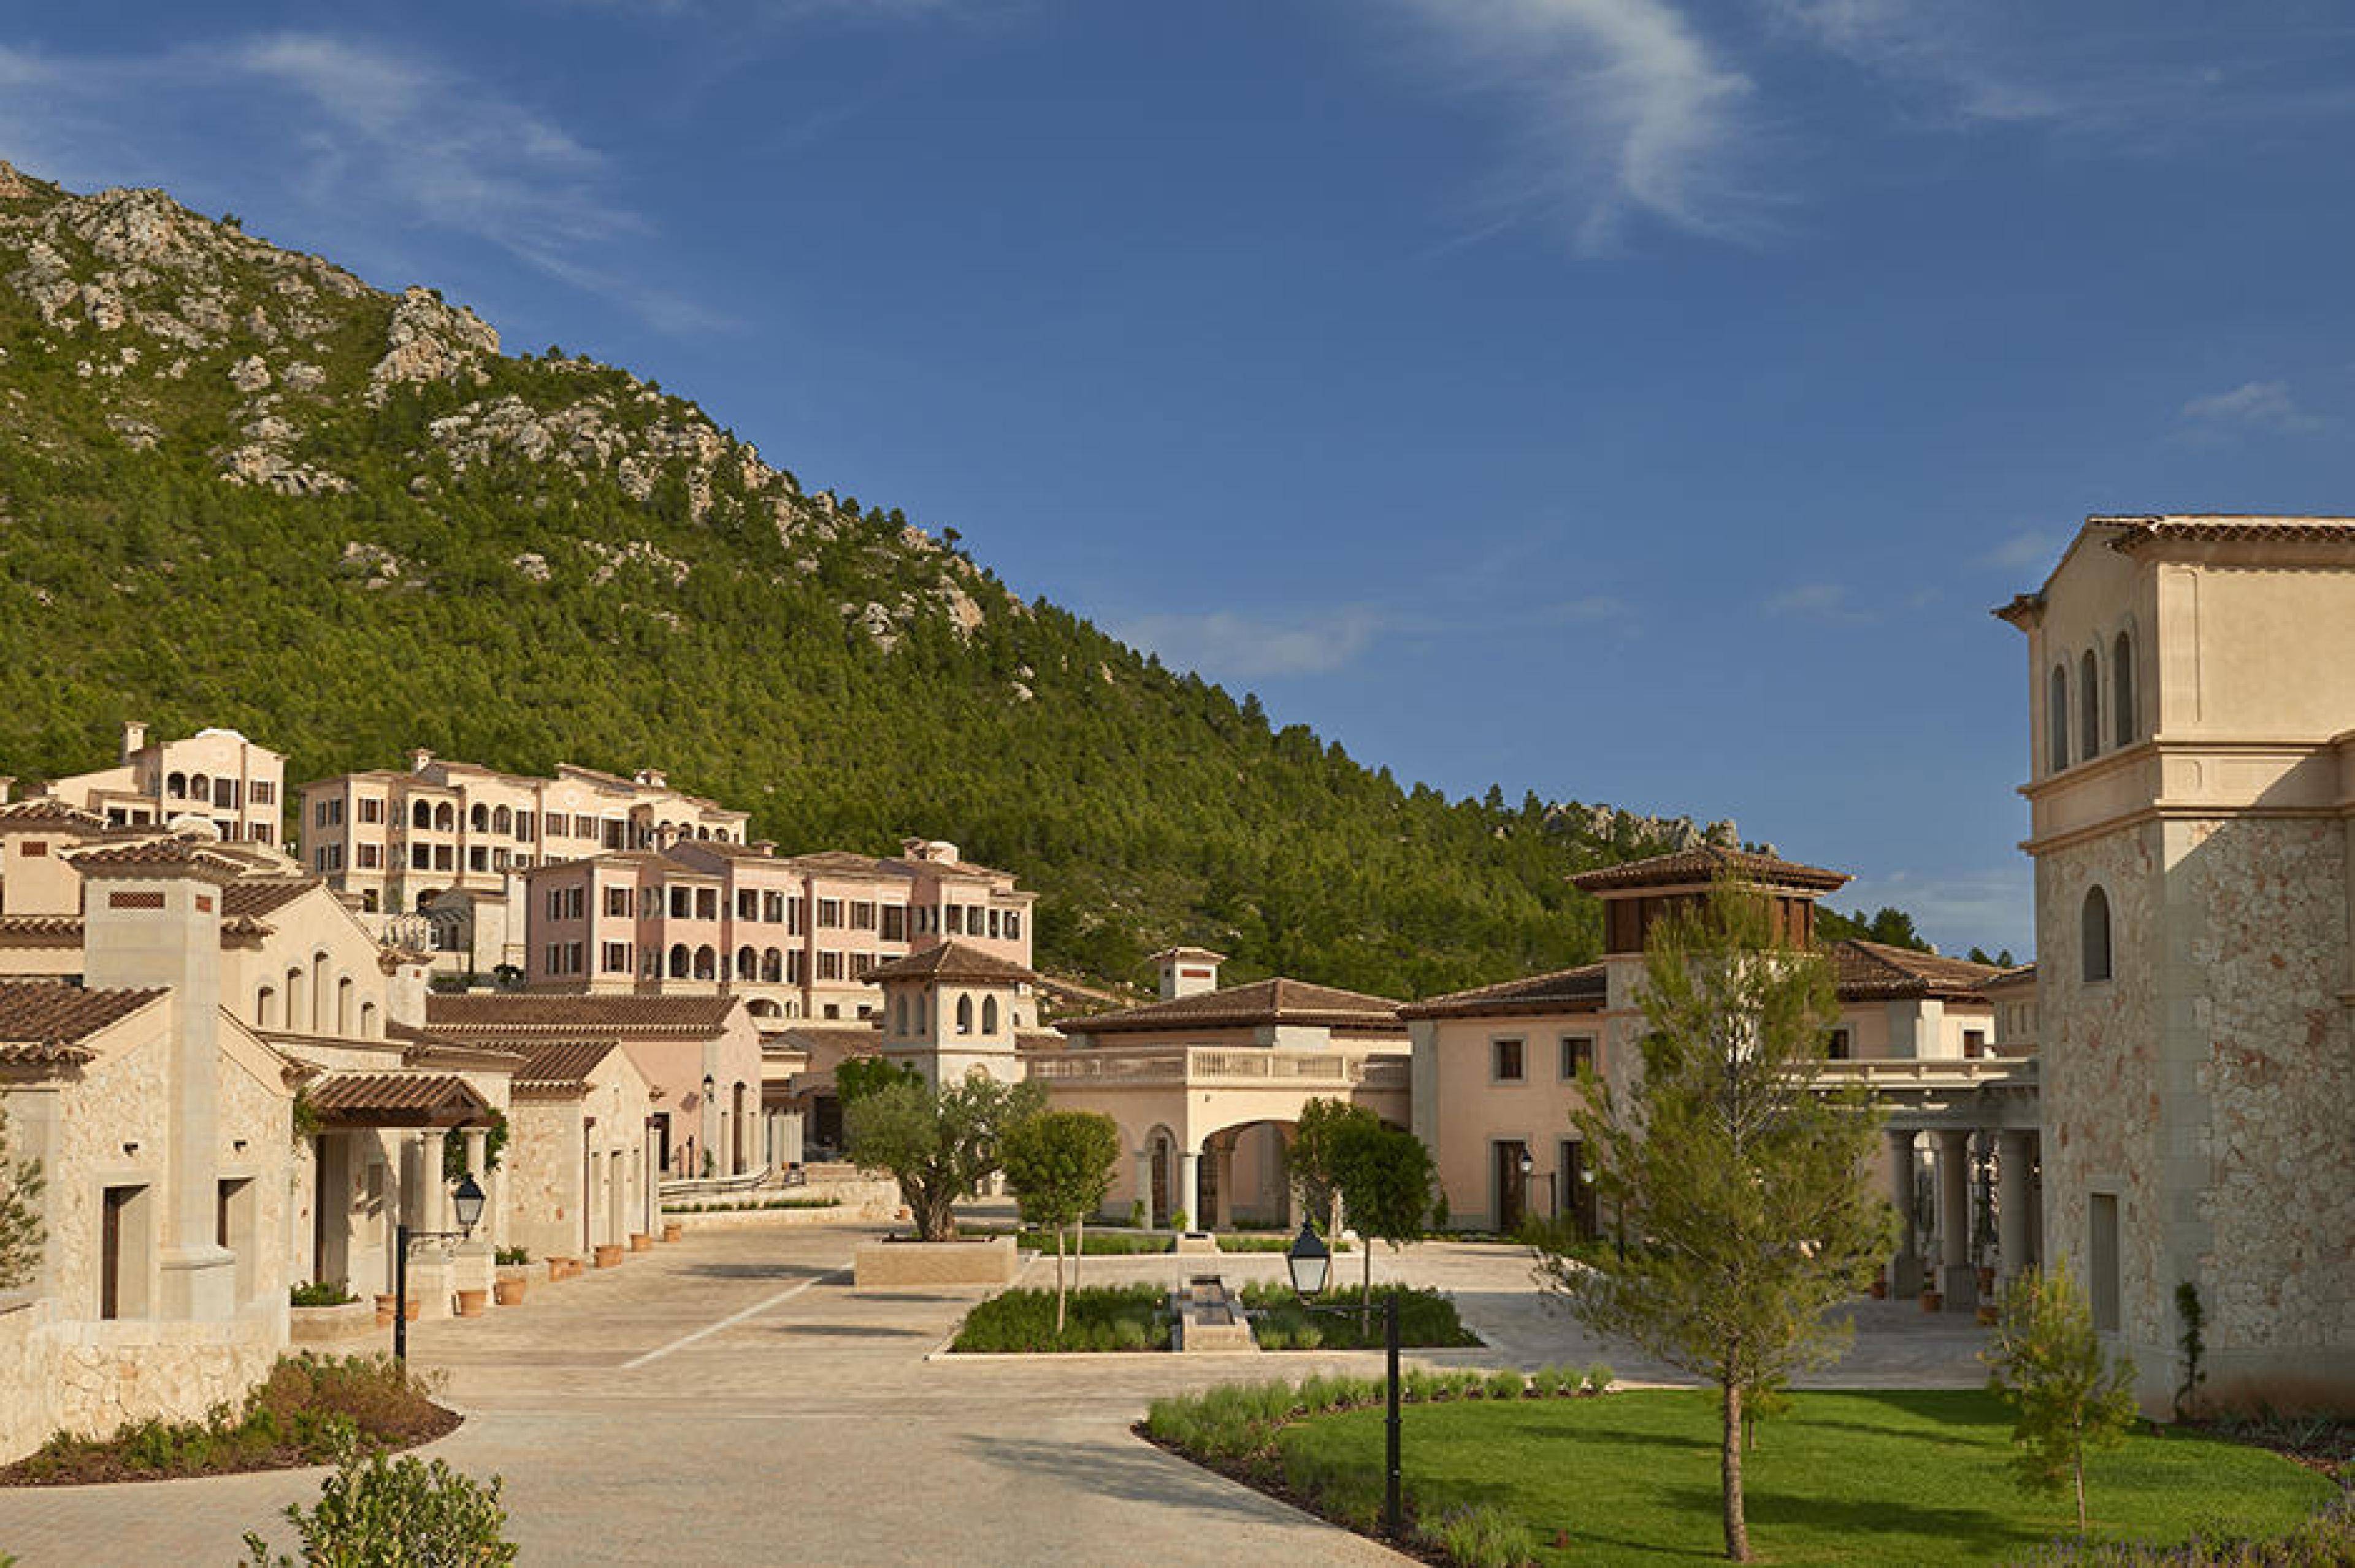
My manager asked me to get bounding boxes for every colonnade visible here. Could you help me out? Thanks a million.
[1886,1125,2040,1311]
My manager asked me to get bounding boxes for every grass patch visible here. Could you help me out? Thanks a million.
[1239,1283,1481,1350]
[1,1353,458,1486]
[1014,1228,1175,1256]
[950,1285,1171,1353]
[1265,1388,2338,1565]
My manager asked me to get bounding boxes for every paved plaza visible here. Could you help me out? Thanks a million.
[0,1219,1992,1566]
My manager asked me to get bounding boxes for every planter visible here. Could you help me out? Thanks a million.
[661,1222,683,1243]
[593,1243,626,1268]
[547,1256,583,1282]
[494,1277,528,1307]
[289,1299,377,1345]
[1920,1290,1943,1314]
[454,1288,489,1318]
[852,1234,1018,1290]
[629,1232,653,1253]
[373,1292,423,1326]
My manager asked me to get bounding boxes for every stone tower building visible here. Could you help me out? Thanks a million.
[1999,515,2355,1412]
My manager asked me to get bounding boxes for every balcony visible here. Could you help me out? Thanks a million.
[1022,1046,1409,1092]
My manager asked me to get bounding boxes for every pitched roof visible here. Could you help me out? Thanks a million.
[1398,963,1608,1021]
[0,981,166,1063]
[511,1039,624,1095]
[307,1071,491,1125]
[426,992,740,1037]
[1829,940,2004,1001]
[63,836,245,881]
[1569,844,1850,895]
[781,849,897,878]
[2095,514,2355,551]
[220,878,321,922]
[0,915,85,946]
[864,941,1036,985]
[1068,976,1405,1036]
[0,797,107,830]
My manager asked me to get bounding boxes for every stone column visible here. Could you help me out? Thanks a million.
[1133,1149,1155,1228]
[1936,1129,1975,1310]
[1886,1129,1920,1296]
[1997,1128,2033,1288]
[424,1130,452,1234]
[1211,1143,1235,1231]
[1178,1149,1201,1231]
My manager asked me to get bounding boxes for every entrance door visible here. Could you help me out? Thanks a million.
[1493,1141,1528,1232]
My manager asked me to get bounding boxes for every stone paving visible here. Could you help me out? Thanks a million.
[0,1220,1993,1566]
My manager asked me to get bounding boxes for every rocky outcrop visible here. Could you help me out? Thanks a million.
[366,286,498,404]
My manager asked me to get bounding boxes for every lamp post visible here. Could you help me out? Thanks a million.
[394,1171,486,1364]
[1285,1222,1401,1541]
[1517,1148,1557,1222]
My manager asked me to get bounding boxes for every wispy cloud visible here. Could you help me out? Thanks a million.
[0,34,721,333]
[1114,606,1390,680]
[2177,379,2324,440]
[1982,529,2061,573]
[1764,581,1874,622]
[1396,0,1766,254]
[1836,864,2035,960]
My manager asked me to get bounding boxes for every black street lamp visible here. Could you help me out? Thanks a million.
[1285,1222,1401,1542]
[1517,1148,1557,1222]
[394,1171,486,1364]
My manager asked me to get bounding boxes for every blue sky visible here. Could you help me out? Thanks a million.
[9,2,2355,960]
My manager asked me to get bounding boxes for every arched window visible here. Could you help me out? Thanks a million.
[166,771,188,799]
[2112,630,2135,748]
[955,995,974,1035]
[737,945,757,981]
[434,803,455,832]
[412,800,432,830]
[893,995,909,1036]
[359,1001,379,1039]
[336,976,354,1036]
[2080,650,2100,762]
[2081,886,2113,982]
[469,804,489,832]
[668,943,691,979]
[762,948,782,983]
[311,953,331,1033]
[694,945,716,981]
[982,996,999,1036]
[256,984,277,1029]
[190,773,210,803]
[493,805,512,835]
[2048,666,2069,772]
[285,966,305,1030]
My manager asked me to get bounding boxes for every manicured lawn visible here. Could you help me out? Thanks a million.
[1274,1388,2336,1564]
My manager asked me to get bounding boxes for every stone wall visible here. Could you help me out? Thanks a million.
[0,1296,283,1464]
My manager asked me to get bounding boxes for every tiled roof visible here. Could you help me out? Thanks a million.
[1569,844,1850,895]
[1398,963,1608,1020]
[512,1039,623,1094]
[1975,962,2037,991]
[1068,977,1405,1036]
[63,836,245,881]
[221,878,321,921]
[1829,940,2004,1001]
[307,1072,491,1124]
[0,981,166,1061]
[669,839,776,861]
[0,915,85,945]
[782,849,897,877]
[0,797,107,830]
[865,941,1036,985]
[776,1023,884,1052]
[2096,514,2355,551]
[427,992,740,1037]
[892,855,1019,883]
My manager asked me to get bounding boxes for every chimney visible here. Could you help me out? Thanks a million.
[1153,947,1225,1001]
[121,720,148,762]
[411,748,435,773]
[635,768,667,790]
[76,839,240,1318]
[900,839,959,865]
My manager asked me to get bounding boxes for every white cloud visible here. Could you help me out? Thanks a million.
[2178,380,2323,438]
[1114,607,1390,680]
[1397,0,1764,253]
[1764,581,1871,621]
[0,34,718,333]
[1836,865,2035,961]
[1982,529,2060,572]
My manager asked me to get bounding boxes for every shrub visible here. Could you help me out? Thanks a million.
[242,1445,516,1566]
[1235,1283,1478,1350]
[950,1285,1168,1353]
[1585,1362,1615,1394]
[2009,1490,2355,1564]
[289,1280,357,1308]
[1531,1364,1578,1397]
[1422,1504,1541,1568]
[1486,1369,1527,1401]
[494,1247,529,1266]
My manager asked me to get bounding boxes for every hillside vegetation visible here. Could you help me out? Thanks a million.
[0,162,1800,996]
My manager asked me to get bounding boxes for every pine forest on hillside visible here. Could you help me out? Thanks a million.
[0,164,1925,997]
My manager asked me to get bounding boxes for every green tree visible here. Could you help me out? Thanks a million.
[1290,1097,1379,1240]
[844,1075,1046,1242]
[0,1103,42,1290]
[1540,878,1894,1562]
[242,1444,516,1566]
[1983,1262,2140,1534]
[835,1056,921,1109]
[1000,1109,1122,1331]
[1331,1120,1437,1331]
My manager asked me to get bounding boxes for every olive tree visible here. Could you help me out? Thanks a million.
[845,1074,1046,1242]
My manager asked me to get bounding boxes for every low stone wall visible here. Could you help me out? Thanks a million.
[0,1296,48,1466]
[0,1297,287,1464]
[288,1300,379,1346]
[666,1177,901,1231]
[853,1235,1019,1290]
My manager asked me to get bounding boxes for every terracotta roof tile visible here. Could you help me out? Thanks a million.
[512,1039,623,1093]
[1398,963,1608,1020]
[1829,940,2004,1001]
[1569,844,1850,895]
[781,850,898,878]
[220,879,321,921]
[2096,514,2355,551]
[0,798,107,830]
[0,915,85,945]
[0,981,166,1060]
[865,941,1036,985]
[307,1072,491,1123]
[63,836,245,881]
[427,993,740,1036]
[1069,976,1404,1036]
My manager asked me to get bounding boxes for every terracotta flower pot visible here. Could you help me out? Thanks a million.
[454,1288,489,1318]
[629,1233,653,1252]
[1920,1290,1943,1314]
[494,1278,527,1307]
[1976,1304,2001,1326]
[661,1222,683,1243]
[548,1256,581,1282]
[594,1242,626,1268]
[1869,1280,1888,1300]
[373,1292,422,1325]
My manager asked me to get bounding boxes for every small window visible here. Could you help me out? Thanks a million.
[1492,1038,1525,1082]
[2089,1191,2121,1333]
[1963,1029,1986,1060]
[2081,886,2113,982]
[2048,666,2070,772]
[1826,1028,1851,1061]
[1559,1036,1595,1079]
[2080,650,2101,761]
[2112,630,2135,748]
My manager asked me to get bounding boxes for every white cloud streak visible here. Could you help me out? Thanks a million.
[1982,529,2061,573]
[1114,607,1391,680]
[1836,865,2035,960]
[1764,581,1874,622]
[1398,0,1765,253]
[2177,380,2323,438]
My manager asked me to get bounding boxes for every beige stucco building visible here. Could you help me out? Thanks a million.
[503,1040,661,1263]
[2000,513,2355,1412]
[27,721,288,850]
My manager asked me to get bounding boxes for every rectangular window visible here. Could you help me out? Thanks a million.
[315,801,332,828]
[1828,1028,1851,1061]
[356,843,381,870]
[818,898,843,928]
[851,951,876,977]
[851,900,876,931]
[818,950,843,981]
[101,1184,150,1321]
[605,886,631,918]
[669,887,692,919]
[695,888,718,921]
[357,795,382,824]
[603,820,626,851]
[602,942,631,974]
[469,846,488,872]
[515,811,534,841]
[1005,911,1020,941]
[1492,1038,1525,1083]
[881,904,906,943]
[787,950,806,984]
[1560,1036,1595,1080]
[946,904,963,936]
[249,780,276,807]
[1963,1029,1987,1060]
[764,891,786,924]
[737,890,759,920]
[546,813,569,839]
[988,908,1002,939]
[434,846,453,871]
[2089,1193,2121,1333]
[788,898,803,935]
[410,844,431,871]
[567,941,584,976]
[546,889,562,922]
